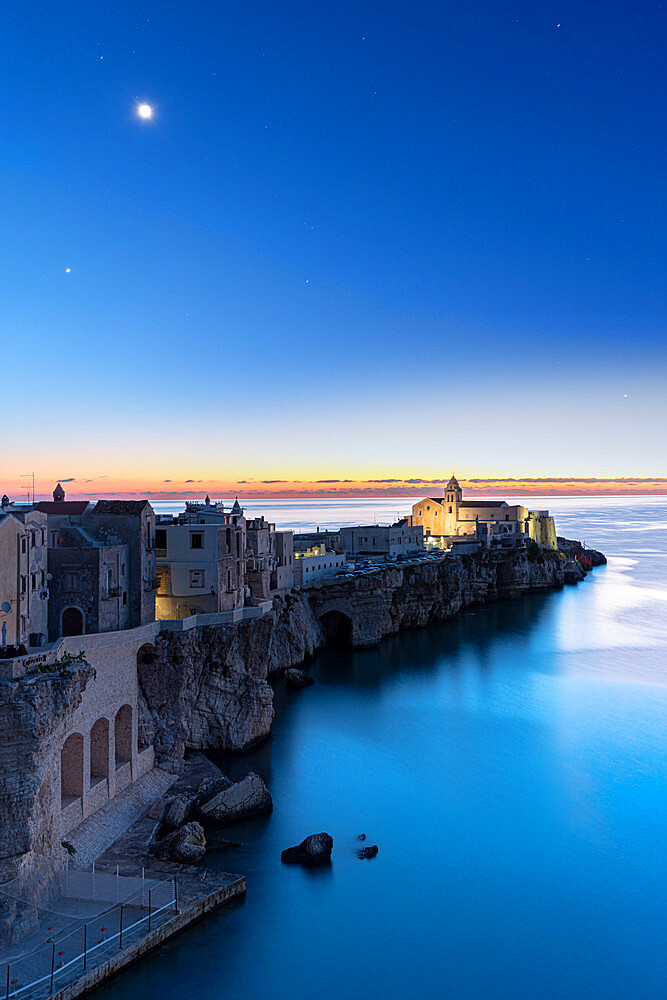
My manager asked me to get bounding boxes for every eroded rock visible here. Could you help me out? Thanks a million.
[284,668,315,689]
[198,772,272,824]
[281,832,333,864]
[153,822,206,864]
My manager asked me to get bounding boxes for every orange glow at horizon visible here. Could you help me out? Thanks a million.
[4,473,667,502]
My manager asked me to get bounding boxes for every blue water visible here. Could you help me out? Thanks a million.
[107,497,667,999]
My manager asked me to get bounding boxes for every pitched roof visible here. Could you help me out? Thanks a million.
[92,500,152,515]
[458,499,508,507]
[34,501,91,514]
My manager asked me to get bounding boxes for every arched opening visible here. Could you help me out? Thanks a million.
[90,718,110,786]
[61,607,84,637]
[136,644,156,750]
[320,610,353,648]
[114,704,133,768]
[61,732,84,808]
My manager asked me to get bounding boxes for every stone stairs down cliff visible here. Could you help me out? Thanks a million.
[67,769,175,868]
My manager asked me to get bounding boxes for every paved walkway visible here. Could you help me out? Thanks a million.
[68,769,175,868]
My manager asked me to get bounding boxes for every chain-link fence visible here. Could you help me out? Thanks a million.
[0,866,177,1000]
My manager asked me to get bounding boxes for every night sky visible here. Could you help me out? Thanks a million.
[2,1,665,496]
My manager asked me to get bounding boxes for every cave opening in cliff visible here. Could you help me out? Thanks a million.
[320,610,353,648]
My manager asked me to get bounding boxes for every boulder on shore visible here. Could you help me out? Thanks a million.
[163,792,195,828]
[198,772,272,824]
[281,832,333,864]
[194,774,233,808]
[284,668,315,689]
[153,822,206,864]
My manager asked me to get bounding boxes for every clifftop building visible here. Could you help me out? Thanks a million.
[411,475,557,551]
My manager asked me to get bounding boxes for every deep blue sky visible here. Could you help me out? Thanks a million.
[2,1,665,489]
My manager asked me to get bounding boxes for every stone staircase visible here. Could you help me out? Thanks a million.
[67,769,175,868]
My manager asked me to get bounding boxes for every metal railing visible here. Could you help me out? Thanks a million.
[0,870,178,1000]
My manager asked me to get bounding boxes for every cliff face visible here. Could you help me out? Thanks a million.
[0,664,93,883]
[140,549,570,763]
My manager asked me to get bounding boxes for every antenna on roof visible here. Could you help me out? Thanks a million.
[20,472,35,504]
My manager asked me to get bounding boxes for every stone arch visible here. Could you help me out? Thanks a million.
[114,704,133,767]
[61,606,84,636]
[320,609,353,648]
[90,717,110,784]
[61,732,84,808]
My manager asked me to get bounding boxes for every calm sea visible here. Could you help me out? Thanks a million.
[106,496,667,999]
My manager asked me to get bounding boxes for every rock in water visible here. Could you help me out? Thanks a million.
[284,668,315,689]
[153,822,206,864]
[281,832,333,864]
[358,844,378,859]
[198,772,273,824]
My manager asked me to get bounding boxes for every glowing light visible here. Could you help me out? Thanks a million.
[65,267,71,273]
[137,103,153,120]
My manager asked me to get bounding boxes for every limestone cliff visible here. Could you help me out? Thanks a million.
[140,548,577,762]
[0,662,93,884]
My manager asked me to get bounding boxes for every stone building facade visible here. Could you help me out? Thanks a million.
[0,505,49,649]
[155,516,245,618]
[47,526,130,638]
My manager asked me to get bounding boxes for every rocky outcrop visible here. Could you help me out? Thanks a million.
[0,663,94,884]
[558,537,607,566]
[153,821,206,864]
[281,832,333,864]
[284,668,315,689]
[198,772,272,824]
[358,844,378,859]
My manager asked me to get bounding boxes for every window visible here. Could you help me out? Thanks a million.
[41,570,46,586]
[190,532,204,550]
[155,529,167,550]
[106,568,113,591]
[226,527,231,551]
[121,562,126,576]
[505,515,509,521]
[65,572,78,590]
[50,531,57,547]
[449,506,452,513]
[31,573,37,591]
[21,538,27,554]
[41,529,46,545]
[122,592,127,605]
[21,575,27,594]
[190,569,205,587]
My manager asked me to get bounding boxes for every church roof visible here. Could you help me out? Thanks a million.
[446,474,460,490]
[230,497,243,514]
[458,499,508,507]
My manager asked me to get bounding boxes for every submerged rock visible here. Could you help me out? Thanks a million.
[281,832,333,864]
[357,844,378,859]
[153,821,206,864]
[284,668,315,689]
[198,772,273,824]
